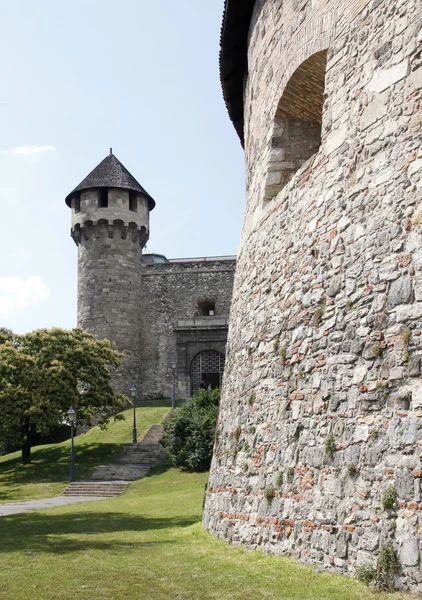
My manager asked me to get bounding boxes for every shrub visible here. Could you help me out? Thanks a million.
[382,485,397,511]
[232,425,241,443]
[287,467,295,482]
[355,565,377,586]
[276,472,283,488]
[401,327,411,348]
[377,545,399,591]
[371,342,382,358]
[348,463,358,477]
[356,546,399,591]
[265,486,275,504]
[324,433,336,458]
[161,387,220,471]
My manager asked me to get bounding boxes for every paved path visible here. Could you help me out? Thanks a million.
[0,495,107,516]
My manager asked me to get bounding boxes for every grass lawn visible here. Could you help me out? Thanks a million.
[0,401,412,600]
[0,399,171,502]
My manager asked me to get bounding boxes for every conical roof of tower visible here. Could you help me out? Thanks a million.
[65,152,155,210]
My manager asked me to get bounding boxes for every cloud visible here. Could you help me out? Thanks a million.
[12,248,28,259]
[4,144,56,156]
[0,276,50,316]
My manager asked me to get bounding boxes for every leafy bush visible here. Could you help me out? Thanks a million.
[324,433,336,458]
[347,463,358,477]
[382,485,397,511]
[355,565,377,586]
[355,545,399,591]
[377,544,400,590]
[265,486,275,504]
[161,388,220,472]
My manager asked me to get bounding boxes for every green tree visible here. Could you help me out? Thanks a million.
[162,387,220,471]
[0,328,128,464]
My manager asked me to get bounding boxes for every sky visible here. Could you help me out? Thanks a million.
[0,0,245,334]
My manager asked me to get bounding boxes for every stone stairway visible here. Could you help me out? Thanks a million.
[62,424,167,497]
[62,481,128,497]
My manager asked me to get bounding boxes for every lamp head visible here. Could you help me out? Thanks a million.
[172,359,177,371]
[130,384,137,398]
[67,406,77,424]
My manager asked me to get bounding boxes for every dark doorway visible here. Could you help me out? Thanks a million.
[202,372,220,389]
[191,350,225,395]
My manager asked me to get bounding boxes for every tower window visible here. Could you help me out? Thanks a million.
[73,192,81,213]
[129,191,137,212]
[99,188,108,208]
[198,299,216,316]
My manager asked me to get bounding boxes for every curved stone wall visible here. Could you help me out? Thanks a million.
[204,0,422,589]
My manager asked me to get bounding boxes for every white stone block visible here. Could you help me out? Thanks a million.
[353,365,368,384]
[291,401,301,420]
[324,124,348,155]
[408,159,422,178]
[396,303,422,322]
[353,425,369,443]
[360,93,389,130]
[307,217,318,233]
[368,61,409,93]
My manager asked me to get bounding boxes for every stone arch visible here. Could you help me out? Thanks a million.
[190,350,225,395]
[264,50,328,200]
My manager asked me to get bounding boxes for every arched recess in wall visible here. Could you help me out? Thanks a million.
[191,350,225,395]
[264,50,327,201]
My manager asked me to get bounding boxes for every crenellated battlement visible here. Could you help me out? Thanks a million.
[71,218,149,247]
[70,187,150,246]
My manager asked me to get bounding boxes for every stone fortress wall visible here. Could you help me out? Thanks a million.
[139,257,236,398]
[204,0,422,589]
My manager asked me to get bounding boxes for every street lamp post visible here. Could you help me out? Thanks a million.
[131,384,137,443]
[172,359,177,409]
[67,406,77,483]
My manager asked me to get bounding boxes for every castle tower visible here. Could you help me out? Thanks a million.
[65,151,155,393]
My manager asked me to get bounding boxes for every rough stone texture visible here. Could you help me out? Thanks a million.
[72,187,149,395]
[139,258,236,398]
[204,0,422,591]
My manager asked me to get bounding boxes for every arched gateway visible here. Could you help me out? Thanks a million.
[190,350,225,395]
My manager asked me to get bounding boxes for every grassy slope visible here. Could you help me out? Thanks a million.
[0,399,170,502]
[0,466,410,600]
[0,401,411,600]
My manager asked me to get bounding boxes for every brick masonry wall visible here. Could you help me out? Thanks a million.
[204,0,422,589]
[138,259,236,398]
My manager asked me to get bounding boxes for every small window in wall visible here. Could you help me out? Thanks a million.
[99,188,108,208]
[198,299,215,316]
[129,191,137,212]
[265,50,327,200]
[73,192,81,213]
